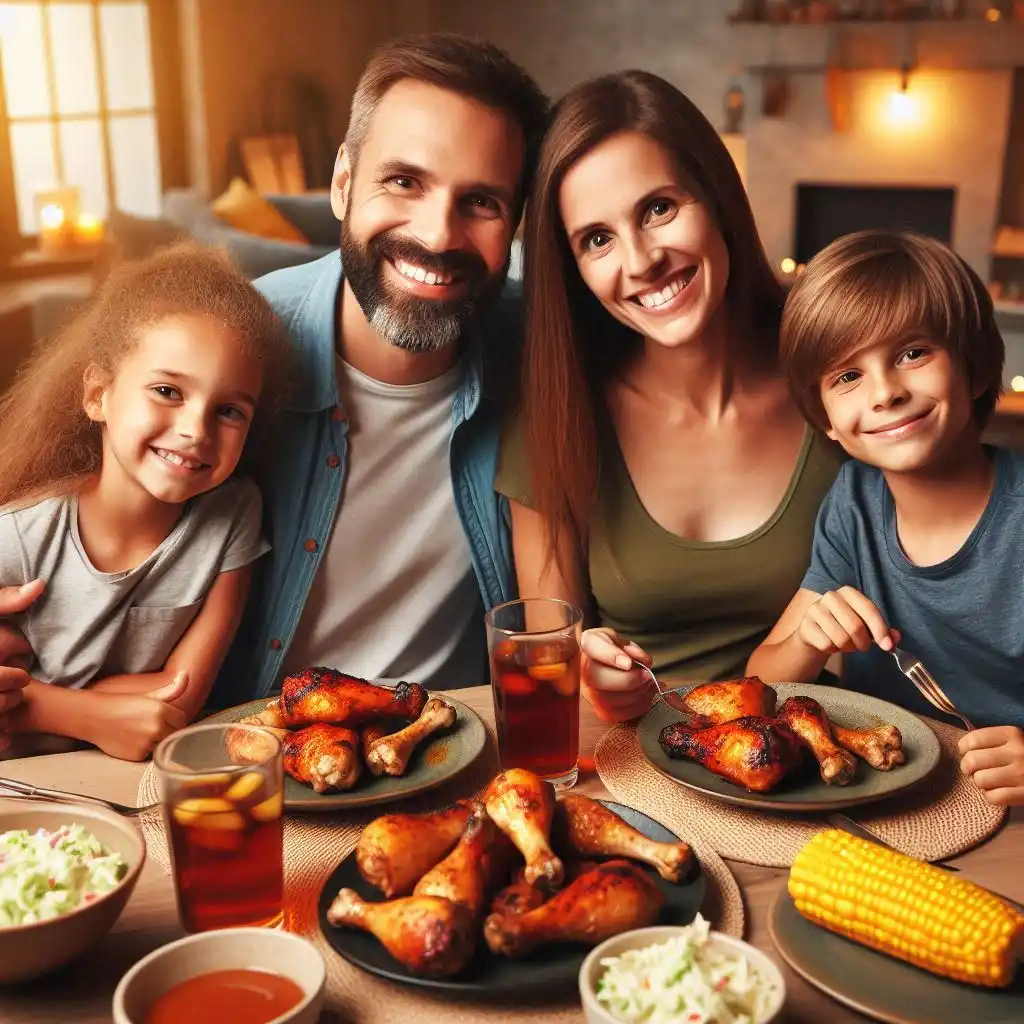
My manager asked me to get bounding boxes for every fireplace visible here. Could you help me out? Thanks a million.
[794,184,957,266]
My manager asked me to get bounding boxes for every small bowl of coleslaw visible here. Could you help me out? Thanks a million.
[0,800,145,983]
[579,915,785,1024]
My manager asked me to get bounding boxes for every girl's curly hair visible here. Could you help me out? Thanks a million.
[0,242,292,509]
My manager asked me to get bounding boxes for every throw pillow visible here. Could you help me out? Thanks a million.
[211,178,309,244]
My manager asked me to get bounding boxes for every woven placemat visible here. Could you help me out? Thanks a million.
[596,718,1006,869]
[137,728,743,1018]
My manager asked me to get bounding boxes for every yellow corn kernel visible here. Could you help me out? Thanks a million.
[789,829,1024,988]
[225,771,264,802]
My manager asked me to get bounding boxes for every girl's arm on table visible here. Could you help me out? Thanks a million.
[88,564,253,721]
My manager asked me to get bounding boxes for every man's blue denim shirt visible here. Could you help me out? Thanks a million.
[210,251,520,707]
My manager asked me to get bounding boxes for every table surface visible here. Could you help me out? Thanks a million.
[0,685,1020,1024]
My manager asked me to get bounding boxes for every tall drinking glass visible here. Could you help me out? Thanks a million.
[485,597,583,789]
[154,723,284,932]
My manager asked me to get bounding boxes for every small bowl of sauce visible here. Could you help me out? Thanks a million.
[113,928,325,1024]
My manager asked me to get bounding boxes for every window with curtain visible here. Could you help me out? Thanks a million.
[0,0,161,239]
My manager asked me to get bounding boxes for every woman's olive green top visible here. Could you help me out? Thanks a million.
[495,416,843,683]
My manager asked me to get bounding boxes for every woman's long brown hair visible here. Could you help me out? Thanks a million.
[522,70,784,578]
[0,242,291,510]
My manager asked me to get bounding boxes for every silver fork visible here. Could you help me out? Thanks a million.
[632,659,692,714]
[0,777,160,817]
[891,647,975,731]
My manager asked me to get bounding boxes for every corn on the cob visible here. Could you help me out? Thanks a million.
[789,829,1024,988]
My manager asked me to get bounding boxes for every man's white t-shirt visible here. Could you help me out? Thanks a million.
[281,357,485,689]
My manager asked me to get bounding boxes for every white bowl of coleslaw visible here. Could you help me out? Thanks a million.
[0,800,145,983]
[579,915,785,1024]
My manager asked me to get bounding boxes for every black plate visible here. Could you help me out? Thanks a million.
[316,800,706,995]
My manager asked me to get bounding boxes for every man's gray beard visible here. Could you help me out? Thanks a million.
[367,296,472,354]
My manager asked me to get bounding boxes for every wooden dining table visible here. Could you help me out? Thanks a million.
[1,684,1021,1024]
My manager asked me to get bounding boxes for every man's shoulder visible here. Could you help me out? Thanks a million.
[253,251,340,325]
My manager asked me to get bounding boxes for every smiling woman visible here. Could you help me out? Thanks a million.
[497,71,844,723]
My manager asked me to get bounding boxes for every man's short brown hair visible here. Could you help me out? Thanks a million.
[780,230,1005,430]
[344,32,549,215]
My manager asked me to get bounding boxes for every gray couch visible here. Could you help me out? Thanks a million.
[110,188,339,280]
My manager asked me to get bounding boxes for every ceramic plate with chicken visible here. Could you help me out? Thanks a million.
[203,669,487,811]
[638,680,941,811]
[317,772,706,994]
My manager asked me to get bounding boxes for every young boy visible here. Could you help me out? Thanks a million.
[747,230,1024,807]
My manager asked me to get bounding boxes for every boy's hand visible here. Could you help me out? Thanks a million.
[86,672,189,762]
[958,727,1024,806]
[796,587,900,657]
[581,627,657,723]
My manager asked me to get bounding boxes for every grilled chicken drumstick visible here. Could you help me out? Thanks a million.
[483,860,664,957]
[484,769,563,888]
[659,716,805,792]
[413,801,517,918]
[355,802,475,898]
[680,677,778,726]
[832,722,905,770]
[229,720,361,793]
[777,695,857,785]
[552,794,692,882]
[249,668,427,729]
[365,697,456,777]
[327,890,475,977]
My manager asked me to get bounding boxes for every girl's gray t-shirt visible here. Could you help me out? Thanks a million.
[0,478,269,688]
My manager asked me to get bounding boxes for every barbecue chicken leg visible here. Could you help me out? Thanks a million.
[832,723,905,770]
[483,860,664,956]
[552,794,692,882]
[679,677,778,726]
[659,716,804,792]
[365,697,456,777]
[490,861,600,918]
[250,668,427,729]
[484,769,563,888]
[413,802,516,917]
[355,802,475,898]
[229,721,361,793]
[777,696,856,785]
[326,890,475,977]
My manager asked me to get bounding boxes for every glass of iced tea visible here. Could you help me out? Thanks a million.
[485,597,583,789]
[154,723,284,932]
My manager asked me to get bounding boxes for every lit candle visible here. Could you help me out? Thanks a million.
[38,203,67,253]
[75,212,104,245]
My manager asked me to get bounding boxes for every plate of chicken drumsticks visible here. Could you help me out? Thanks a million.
[205,667,488,810]
[317,768,706,993]
[638,678,942,812]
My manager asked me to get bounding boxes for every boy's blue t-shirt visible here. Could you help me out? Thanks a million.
[801,447,1024,730]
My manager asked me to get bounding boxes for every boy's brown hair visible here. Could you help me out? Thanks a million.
[780,230,1004,431]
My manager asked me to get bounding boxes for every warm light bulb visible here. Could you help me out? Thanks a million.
[780,258,796,275]
[888,88,916,124]
[40,203,65,229]
[76,212,99,230]
[1012,375,1024,393]
[985,6,1002,22]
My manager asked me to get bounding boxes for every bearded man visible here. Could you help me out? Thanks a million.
[211,34,549,703]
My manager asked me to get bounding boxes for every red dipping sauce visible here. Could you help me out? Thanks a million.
[144,968,304,1024]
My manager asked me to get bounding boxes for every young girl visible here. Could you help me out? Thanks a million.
[0,242,291,761]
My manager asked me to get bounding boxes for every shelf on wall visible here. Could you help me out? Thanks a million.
[730,21,1024,72]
